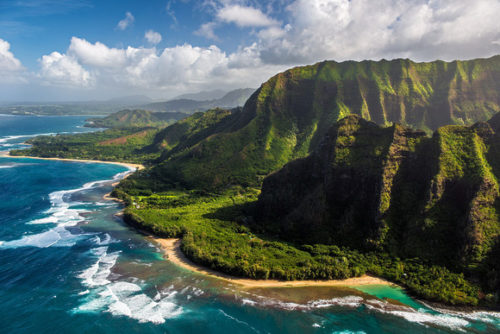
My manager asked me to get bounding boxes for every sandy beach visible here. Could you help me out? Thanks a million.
[0,151,144,171]
[151,237,395,288]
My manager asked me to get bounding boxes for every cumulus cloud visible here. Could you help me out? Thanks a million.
[68,37,126,68]
[36,37,285,96]
[32,0,500,99]
[0,38,25,82]
[195,3,279,40]
[38,51,92,87]
[145,30,162,44]
[217,5,278,27]
[257,0,500,64]
[195,22,219,40]
[117,12,134,30]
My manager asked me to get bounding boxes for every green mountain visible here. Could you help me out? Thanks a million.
[256,114,500,296]
[86,109,187,128]
[142,56,500,190]
[115,112,500,306]
[150,108,239,153]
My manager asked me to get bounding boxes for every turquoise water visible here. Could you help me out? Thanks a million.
[1,115,499,333]
[353,285,423,310]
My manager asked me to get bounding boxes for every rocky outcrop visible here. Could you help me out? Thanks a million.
[257,115,500,271]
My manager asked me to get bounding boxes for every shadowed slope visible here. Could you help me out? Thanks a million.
[144,56,500,189]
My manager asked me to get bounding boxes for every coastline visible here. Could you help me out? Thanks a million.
[151,237,395,288]
[0,151,145,171]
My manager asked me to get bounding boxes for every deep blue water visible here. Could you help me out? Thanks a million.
[0,115,499,334]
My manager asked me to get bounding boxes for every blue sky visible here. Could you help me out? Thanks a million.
[1,0,500,101]
[1,0,253,69]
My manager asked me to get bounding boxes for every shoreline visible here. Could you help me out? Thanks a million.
[151,237,396,288]
[0,151,145,171]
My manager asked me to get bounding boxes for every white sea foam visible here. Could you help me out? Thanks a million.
[76,270,183,324]
[0,227,80,248]
[78,247,120,287]
[106,284,182,324]
[0,162,36,169]
[0,169,132,249]
[385,309,469,331]
[241,298,257,306]
[0,133,57,144]
[89,233,115,246]
[242,295,364,311]
[75,242,183,324]
[219,309,260,333]
[241,292,498,332]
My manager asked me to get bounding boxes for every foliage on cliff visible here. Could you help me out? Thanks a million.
[257,114,500,303]
[86,109,187,128]
[10,127,160,163]
[119,188,481,306]
[144,56,500,189]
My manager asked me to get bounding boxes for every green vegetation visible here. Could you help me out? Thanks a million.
[119,188,480,306]
[114,112,500,308]
[86,109,187,128]
[141,56,500,189]
[151,108,237,153]
[10,127,160,163]
[257,114,500,306]
[11,107,240,165]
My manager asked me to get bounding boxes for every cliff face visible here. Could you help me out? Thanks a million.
[257,114,500,272]
[150,56,500,189]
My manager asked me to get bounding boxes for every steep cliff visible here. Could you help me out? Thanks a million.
[257,115,500,274]
[149,56,500,189]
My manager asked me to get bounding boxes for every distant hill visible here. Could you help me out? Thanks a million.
[86,109,187,128]
[143,88,255,113]
[172,89,227,101]
[105,95,153,104]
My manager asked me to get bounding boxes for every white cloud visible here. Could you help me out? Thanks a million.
[145,30,162,44]
[217,5,278,27]
[257,0,500,64]
[194,22,219,40]
[36,37,284,96]
[68,37,126,68]
[117,12,134,30]
[195,3,279,40]
[38,51,92,87]
[25,0,500,100]
[0,38,25,82]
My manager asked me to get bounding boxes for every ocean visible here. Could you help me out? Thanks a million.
[0,114,499,333]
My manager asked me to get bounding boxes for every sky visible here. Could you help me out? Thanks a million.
[1,0,500,102]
